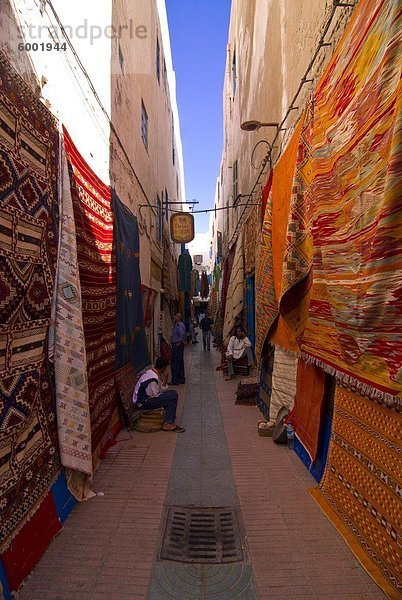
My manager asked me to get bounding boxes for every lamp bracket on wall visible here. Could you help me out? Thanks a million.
[251,140,272,170]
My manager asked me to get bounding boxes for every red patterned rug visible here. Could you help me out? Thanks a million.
[0,51,60,551]
[63,128,119,469]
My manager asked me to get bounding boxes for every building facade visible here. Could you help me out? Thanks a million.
[1,0,185,359]
[210,0,356,260]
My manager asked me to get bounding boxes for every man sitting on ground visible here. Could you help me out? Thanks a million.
[132,357,185,432]
[225,327,255,381]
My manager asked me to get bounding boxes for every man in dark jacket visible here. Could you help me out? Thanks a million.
[170,313,186,384]
[200,312,214,350]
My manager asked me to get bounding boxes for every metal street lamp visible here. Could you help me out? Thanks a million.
[240,120,279,131]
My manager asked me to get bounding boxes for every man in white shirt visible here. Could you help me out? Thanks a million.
[132,357,185,432]
[225,327,255,381]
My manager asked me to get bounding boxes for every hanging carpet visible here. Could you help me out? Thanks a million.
[112,191,150,373]
[244,205,259,276]
[257,345,275,419]
[48,141,93,492]
[220,246,235,323]
[289,360,326,462]
[0,52,61,551]
[178,252,192,292]
[269,346,298,423]
[223,231,244,345]
[311,386,401,599]
[63,128,119,471]
[209,285,218,321]
[280,0,402,407]
[255,120,303,360]
[201,271,209,299]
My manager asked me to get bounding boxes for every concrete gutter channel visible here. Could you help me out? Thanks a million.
[148,344,257,599]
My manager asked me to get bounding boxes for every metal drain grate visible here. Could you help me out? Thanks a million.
[160,507,244,563]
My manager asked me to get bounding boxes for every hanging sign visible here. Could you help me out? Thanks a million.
[170,212,195,243]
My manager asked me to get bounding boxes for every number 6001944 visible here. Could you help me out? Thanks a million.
[18,42,67,51]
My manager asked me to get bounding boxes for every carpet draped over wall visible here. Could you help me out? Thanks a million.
[48,141,93,497]
[290,360,327,462]
[223,231,244,345]
[255,121,303,360]
[269,347,298,423]
[112,191,150,373]
[280,0,402,406]
[0,51,60,551]
[311,386,401,598]
[244,205,259,276]
[63,128,119,472]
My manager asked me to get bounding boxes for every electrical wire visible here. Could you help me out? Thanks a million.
[38,0,164,216]
[225,0,357,253]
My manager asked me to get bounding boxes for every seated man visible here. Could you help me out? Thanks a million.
[132,357,185,432]
[225,327,255,381]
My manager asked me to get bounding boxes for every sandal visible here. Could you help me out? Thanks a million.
[162,423,185,433]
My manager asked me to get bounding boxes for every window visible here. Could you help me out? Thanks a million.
[156,195,162,243]
[141,101,148,149]
[156,37,160,83]
[118,42,124,73]
[233,160,238,205]
[165,188,169,220]
[163,58,167,88]
[217,231,223,258]
[172,116,175,165]
[232,49,237,97]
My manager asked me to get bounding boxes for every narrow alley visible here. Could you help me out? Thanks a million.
[19,343,384,600]
[0,0,400,598]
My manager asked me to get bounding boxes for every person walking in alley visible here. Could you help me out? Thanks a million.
[200,311,214,350]
[225,327,255,380]
[132,357,185,432]
[170,313,186,384]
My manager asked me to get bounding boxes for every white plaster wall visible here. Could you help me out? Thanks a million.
[6,0,112,183]
[110,0,184,289]
[214,0,356,254]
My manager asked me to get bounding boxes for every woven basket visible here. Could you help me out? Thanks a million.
[133,409,165,433]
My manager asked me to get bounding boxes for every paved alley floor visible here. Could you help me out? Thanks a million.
[19,342,385,600]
